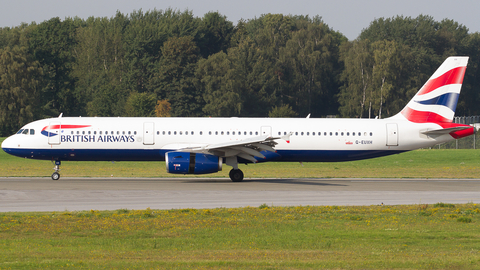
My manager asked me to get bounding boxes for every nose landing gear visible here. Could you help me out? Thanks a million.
[52,160,61,180]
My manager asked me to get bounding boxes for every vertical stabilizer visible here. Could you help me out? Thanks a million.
[396,56,468,123]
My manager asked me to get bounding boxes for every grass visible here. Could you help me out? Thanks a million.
[2,137,480,268]
[1,204,480,269]
[2,137,480,178]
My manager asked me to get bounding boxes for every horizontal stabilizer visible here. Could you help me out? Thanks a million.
[421,126,471,136]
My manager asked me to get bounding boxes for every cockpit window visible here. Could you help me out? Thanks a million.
[30,129,35,135]
[22,129,29,135]
[16,129,24,134]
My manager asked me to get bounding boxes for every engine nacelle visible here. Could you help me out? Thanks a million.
[165,152,222,174]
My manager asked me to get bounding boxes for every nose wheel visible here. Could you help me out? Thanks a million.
[52,160,61,180]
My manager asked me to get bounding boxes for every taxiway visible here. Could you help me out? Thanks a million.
[0,177,479,212]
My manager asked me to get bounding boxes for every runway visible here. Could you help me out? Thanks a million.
[1,177,479,212]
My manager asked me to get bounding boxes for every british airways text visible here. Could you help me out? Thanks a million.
[60,135,135,143]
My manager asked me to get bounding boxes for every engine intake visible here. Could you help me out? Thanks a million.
[166,152,222,174]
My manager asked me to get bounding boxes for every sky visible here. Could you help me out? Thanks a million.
[1,0,480,40]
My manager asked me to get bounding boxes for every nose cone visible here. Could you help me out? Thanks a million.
[1,136,13,150]
[1,136,18,156]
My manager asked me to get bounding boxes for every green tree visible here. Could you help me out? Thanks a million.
[279,21,342,117]
[198,12,234,58]
[0,45,42,135]
[152,36,203,116]
[73,14,128,117]
[28,17,78,117]
[124,92,156,117]
[268,104,298,117]
[122,9,201,94]
[338,39,373,118]
[196,52,242,116]
[228,38,277,116]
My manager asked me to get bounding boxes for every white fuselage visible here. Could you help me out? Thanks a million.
[1,116,454,163]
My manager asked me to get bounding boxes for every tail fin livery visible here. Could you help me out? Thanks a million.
[393,56,473,139]
[398,56,468,123]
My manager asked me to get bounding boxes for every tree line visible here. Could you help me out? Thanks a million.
[1,10,479,136]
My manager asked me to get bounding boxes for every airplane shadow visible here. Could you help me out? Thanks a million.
[181,178,348,187]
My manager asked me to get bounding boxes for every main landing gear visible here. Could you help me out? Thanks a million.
[229,169,244,182]
[51,160,61,180]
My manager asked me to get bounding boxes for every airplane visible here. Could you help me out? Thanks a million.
[1,56,475,182]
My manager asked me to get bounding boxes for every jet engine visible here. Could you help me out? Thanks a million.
[165,152,222,174]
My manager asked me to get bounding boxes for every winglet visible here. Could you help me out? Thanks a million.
[281,132,293,143]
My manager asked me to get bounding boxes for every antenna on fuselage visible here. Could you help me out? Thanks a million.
[58,113,63,118]
[306,114,311,118]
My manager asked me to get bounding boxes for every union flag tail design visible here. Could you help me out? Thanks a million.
[399,56,468,123]
[393,56,473,139]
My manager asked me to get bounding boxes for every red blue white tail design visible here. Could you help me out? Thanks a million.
[393,56,473,138]
[400,56,468,123]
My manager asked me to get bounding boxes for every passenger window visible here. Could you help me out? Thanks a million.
[227,131,229,135]
[221,131,224,135]
[329,132,332,136]
[341,132,344,136]
[209,131,212,135]
[250,131,253,135]
[162,131,165,135]
[307,132,309,136]
[370,132,373,136]
[179,131,183,135]
[215,131,218,135]
[312,132,315,136]
[134,131,137,135]
[200,131,202,135]
[347,132,349,136]
[168,131,171,135]
[301,132,304,136]
[174,131,177,135]
[156,131,159,135]
[255,131,258,135]
[71,131,74,135]
[335,132,338,136]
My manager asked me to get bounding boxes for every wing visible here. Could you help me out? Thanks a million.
[175,133,292,163]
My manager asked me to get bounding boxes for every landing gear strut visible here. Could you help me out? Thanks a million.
[52,160,61,180]
[229,169,244,182]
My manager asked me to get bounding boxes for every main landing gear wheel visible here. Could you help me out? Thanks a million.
[51,160,61,180]
[229,169,244,182]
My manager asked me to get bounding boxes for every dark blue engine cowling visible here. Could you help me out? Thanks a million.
[165,152,222,174]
